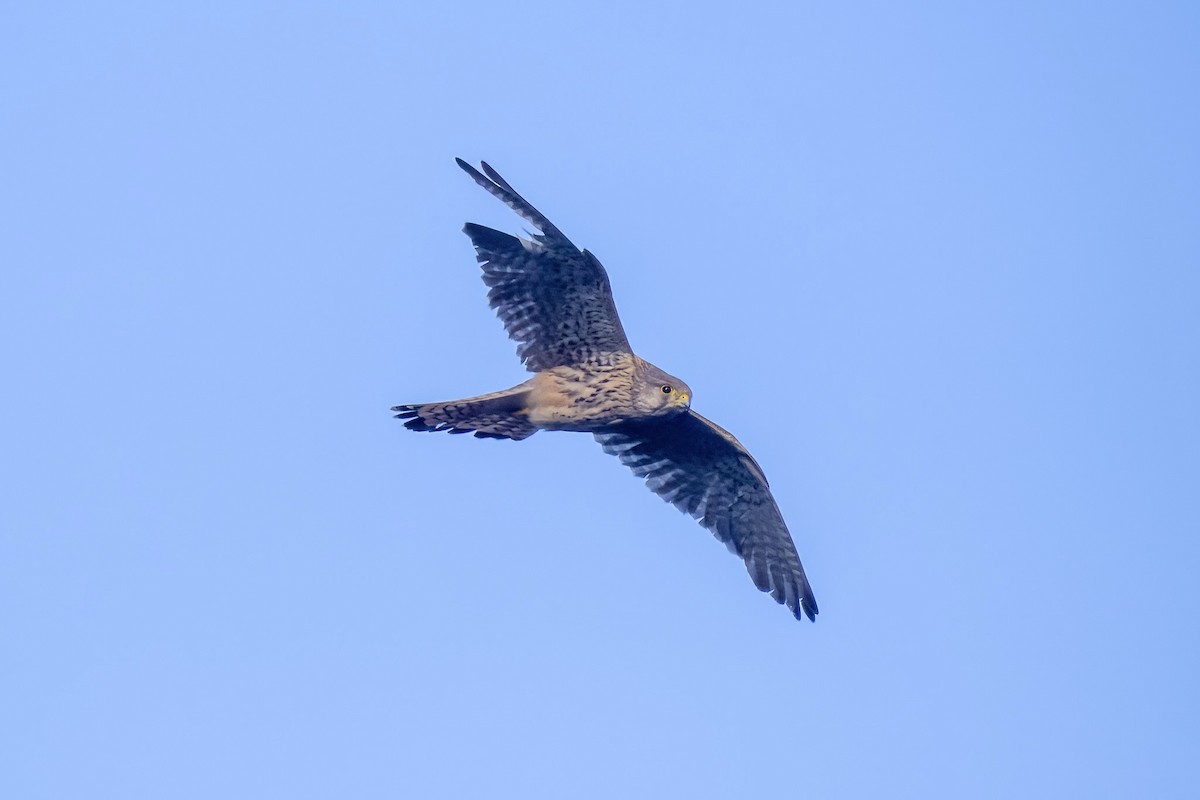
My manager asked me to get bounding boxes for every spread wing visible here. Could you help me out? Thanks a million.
[594,411,819,622]
[457,159,632,372]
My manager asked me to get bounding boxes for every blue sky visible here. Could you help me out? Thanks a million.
[3,3,1199,797]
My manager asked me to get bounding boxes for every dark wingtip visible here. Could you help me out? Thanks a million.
[453,157,556,236]
[461,221,520,252]
[406,419,458,433]
[392,404,438,431]
[480,160,504,186]
[456,157,488,185]
[798,591,819,623]
[456,157,504,185]
[392,403,480,436]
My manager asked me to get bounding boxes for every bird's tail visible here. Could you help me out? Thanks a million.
[392,382,538,440]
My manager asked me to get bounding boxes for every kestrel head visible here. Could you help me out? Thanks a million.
[633,362,692,417]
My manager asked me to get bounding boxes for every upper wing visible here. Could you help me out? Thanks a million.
[594,410,819,622]
[457,159,632,372]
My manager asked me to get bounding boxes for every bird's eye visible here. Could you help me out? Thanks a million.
[661,385,673,394]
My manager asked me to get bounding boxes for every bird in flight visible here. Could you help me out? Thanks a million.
[394,159,819,622]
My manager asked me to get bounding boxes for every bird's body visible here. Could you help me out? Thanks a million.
[394,159,819,623]
[525,361,638,430]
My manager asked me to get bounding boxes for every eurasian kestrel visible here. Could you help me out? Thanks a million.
[394,159,819,622]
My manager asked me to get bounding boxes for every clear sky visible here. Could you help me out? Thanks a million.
[3,3,1198,798]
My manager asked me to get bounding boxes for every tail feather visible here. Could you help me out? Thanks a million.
[392,383,537,441]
